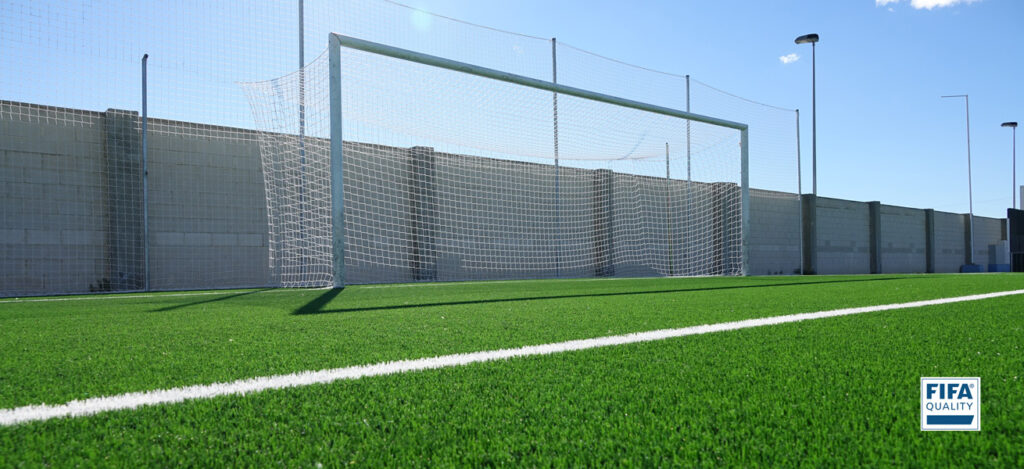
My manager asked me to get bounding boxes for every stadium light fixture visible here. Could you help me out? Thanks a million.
[942,94,976,268]
[1003,122,1018,209]
[794,34,819,45]
[794,33,819,196]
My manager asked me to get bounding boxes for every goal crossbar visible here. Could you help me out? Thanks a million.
[330,34,749,131]
[327,33,751,287]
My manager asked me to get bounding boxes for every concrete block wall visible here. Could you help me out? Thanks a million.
[747,190,801,275]
[815,197,871,274]
[343,142,415,284]
[0,101,1013,295]
[1,103,108,294]
[0,102,272,296]
[974,217,1005,265]
[932,211,967,272]
[146,123,269,290]
[612,172,671,278]
[802,200,1005,275]
[879,204,927,273]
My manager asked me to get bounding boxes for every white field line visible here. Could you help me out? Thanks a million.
[2,288,1022,427]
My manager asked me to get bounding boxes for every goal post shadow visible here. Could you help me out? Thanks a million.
[291,276,901,316]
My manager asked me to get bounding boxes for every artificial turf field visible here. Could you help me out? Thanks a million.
[1,274,1022,466]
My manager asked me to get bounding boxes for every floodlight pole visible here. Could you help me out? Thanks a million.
[811,41,816,196]
[794,34,819,196]
[942,94,975,266]
[141,54,150,292]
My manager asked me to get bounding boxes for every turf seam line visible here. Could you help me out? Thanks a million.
[2,288,1022,427]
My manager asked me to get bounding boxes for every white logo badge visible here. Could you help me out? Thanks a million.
[921,377,980,431]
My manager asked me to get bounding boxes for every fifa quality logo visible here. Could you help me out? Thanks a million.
[920,377,980,431]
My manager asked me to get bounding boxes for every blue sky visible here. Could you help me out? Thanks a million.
[399,0,1023,218]
[2,0,1020,218]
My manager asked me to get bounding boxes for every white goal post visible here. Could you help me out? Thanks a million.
[324,33,750,288]
[240,33,752,288]
[327,33,749,288]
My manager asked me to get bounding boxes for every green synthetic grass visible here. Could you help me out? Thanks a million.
[1,274,1023,465]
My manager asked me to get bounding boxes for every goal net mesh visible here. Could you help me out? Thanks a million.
[243,43,742,286]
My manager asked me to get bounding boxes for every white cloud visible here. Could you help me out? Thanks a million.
[876,0,981,9]
[912,0,980,8]
[779,53,800,65]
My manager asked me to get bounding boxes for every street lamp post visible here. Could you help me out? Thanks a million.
[1003,122,1018,210]
[795,33,819,196]
[942,94,975,267]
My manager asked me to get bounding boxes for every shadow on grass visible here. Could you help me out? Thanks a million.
[292,276,903,316]
[294,288,344,315]
[150,289,273,312]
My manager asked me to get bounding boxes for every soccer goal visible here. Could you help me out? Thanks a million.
[244,33,749,288]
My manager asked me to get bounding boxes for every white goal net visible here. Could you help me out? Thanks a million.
[246,34,747,287]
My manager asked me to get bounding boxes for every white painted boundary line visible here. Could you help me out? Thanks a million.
[2,288,1022,427]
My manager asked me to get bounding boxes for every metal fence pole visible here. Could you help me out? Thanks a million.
[686,75,692,275]
[796,109,803,275]
[552,37,561,278]
[667,142,673,276]
[141,54,150,291]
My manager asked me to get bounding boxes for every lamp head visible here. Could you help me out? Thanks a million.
[1002,122,1018,128]
[795,34,820,45]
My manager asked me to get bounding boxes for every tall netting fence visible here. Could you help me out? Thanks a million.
[0,0,797,296]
